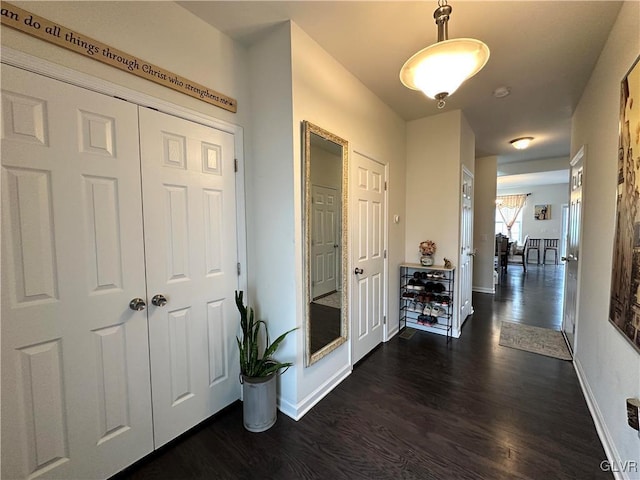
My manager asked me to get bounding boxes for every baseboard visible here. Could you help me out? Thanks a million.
[574,357,628,480]
[473,286,495,294]
[386,326,400,341]
[278,364,351,421]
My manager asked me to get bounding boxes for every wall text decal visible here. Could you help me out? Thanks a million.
[1,3,237,113]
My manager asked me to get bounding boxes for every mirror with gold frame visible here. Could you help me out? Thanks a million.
[303,121,349,366]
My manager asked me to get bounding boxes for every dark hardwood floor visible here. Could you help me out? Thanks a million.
[113,264,609,480]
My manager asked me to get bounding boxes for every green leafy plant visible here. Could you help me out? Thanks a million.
[235,291,296,378]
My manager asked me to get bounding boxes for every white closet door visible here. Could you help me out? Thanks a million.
[138,107,240,447]
[351,153,386,364]
[1,65,153,479]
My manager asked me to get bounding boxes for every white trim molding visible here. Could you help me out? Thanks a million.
[574,358,629,480]
[279,365,351,421]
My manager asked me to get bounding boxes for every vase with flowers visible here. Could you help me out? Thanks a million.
[419,240,436,266]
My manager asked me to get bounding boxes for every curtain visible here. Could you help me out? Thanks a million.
[496,194,527,240]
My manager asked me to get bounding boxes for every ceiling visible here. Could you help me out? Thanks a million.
[179,1,621,165]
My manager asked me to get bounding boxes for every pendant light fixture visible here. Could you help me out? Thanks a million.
[400,0,490,109]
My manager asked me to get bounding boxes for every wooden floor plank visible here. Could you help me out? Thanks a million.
[113,264,610,479]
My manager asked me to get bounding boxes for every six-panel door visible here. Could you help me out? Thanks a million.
[351,153,386,364]
[139,107,239,447]
[1,64,154,479]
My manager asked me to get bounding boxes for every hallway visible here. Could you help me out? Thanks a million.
[494,262,565,330]
[115,264,608,480]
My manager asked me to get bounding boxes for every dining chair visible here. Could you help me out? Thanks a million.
[495,234,509,273]
[527,238,542,264]
[543,238,560,264]
[512,235,529,272]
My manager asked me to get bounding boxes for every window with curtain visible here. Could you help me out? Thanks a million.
[496,194,528,241]
[495,209,523,243]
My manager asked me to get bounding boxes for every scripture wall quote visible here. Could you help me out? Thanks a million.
[1,3,237,113]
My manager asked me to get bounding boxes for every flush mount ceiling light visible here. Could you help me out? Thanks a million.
[510,137,534,150]
[399,0,490,109]
[493,86,511,98]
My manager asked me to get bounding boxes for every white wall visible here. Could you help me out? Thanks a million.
[406,110,474,335]
[290,21,406,417]
[246,22,299,409]
[1,2,250,129]
[498,156,569,176]
[406,111,462,264]
[473,156,498,293]
[571,0,640,474]
[310,147,342,191]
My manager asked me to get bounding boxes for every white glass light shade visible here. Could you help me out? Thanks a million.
[400,38,490,99]
[510,137,533,150]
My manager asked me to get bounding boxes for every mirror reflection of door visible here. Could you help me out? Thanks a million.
[312,185,340,300]
[306,127,347,362]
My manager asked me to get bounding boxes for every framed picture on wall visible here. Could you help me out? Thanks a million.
[608,54,640,353]
[534,204,551,220]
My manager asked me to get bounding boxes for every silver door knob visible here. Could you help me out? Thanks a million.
[152,294,168,307]
[354,267,364,275]
[129,298,146,311]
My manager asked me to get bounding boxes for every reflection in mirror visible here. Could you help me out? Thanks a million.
[303,121,348,366]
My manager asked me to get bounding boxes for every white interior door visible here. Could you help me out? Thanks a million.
[351,153,386,364]
[311,184,339,299]
[138,107,240,447]
[1,65,153,479]
[562,147,584,352]
[459,168,474,328]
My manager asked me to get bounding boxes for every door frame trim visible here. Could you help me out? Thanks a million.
[1,46,249,294]
[459,166,474,333]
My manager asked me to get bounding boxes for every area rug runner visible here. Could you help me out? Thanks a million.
[313,292,340,309]
[499,321,572,360]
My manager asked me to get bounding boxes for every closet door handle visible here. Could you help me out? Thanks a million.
[152,294,168,307]
[129,298,146,311]
[354,268,364,275]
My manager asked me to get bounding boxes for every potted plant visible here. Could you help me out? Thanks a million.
[235,291,296,432]
[419,240,437,266]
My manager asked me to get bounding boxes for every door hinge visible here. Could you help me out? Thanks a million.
[383,315,387,325]
[384,181,388,191]
[384,249,387,259]
[234,159,239,173]
[237,263,241,276]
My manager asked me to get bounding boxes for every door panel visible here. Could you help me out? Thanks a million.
[562,148,584,352]
[138,107,239,447]
[351,154,386,364]
[459,169,474,328]
[312,185,339,299]
[1,65,153,479]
